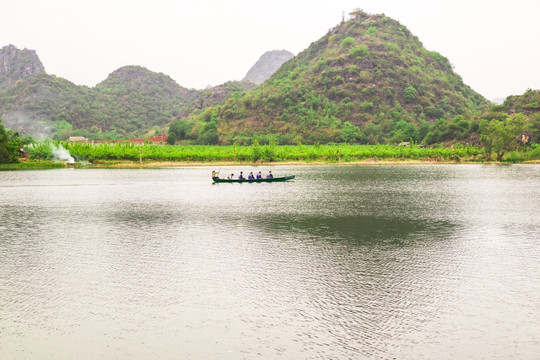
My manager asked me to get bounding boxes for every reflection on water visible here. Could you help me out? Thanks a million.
[1,165,539,359]
[256,213,455,245]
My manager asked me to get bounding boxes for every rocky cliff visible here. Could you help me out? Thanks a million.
[243,50,294,85]
[0,45,45,87]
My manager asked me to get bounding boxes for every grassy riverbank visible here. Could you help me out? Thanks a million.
[2,157,539,170]
[4,143,539,169]
[87,159,539,169]
[0,161,66,170]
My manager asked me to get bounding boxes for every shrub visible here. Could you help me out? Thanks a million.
[350,45,370,58]
[340,37,355,48]
[166,132,177,145]
[403,85,418,103]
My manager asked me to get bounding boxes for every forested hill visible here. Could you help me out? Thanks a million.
[0,46,255,140]
[2,8,494,145]
[93,66,199,132]
[484,89,540,143]
[499,89,540,116]
[189,10,489,145]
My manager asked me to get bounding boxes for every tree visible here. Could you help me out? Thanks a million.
[480,114,530,161]
[197,119,219,144]
[423,118,449,145]
[166,132,178,145]
[169,119,192,140]
[393,120,418,142]
[0,119,22,164]
[531,113,540,143]
[417,119,430,143]
[251,139,261,162]
[362,123,383,144]
[341,121,360,143]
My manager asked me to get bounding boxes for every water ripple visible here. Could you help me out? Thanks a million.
[1,165,539,359]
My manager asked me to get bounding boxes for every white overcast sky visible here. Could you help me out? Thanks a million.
[2,0,539,100]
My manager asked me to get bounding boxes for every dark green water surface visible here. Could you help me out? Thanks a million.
[1,165,539,359]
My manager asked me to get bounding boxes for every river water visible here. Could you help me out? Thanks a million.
[1,165,539,359]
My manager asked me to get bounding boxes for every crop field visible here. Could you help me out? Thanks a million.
[51,142,539,164]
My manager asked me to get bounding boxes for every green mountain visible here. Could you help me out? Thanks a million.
[500,89,540,115]
[0,46,254,140]
[483,89,540,143]
[93,66,199,132]
[1,8,496,146]
[188,10,489,145]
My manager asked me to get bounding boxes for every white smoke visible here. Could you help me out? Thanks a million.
[52,144,75,164]
[2,111,52,140]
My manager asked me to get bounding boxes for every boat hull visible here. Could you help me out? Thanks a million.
[212,175,295,183]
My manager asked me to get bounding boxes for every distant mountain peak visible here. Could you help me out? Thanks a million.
[0,44,45,81]
[96,65,199,99]
[243,50,294,85]
[99,65,176,87]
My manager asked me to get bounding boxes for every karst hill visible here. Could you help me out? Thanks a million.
[201,10,489,144]
[0,47,256,139]
[1,8,493,143]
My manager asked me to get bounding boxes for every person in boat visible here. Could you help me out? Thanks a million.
[212,170,219,178]
[228,173,234,180]
[248,172,255,180]
[266,171,273,179]
[256,171,262,179]
[238,171,245,180]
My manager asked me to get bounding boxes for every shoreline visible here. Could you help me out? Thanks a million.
[92,159,469,168]
[3,158,539,170]
[83,158,540,168]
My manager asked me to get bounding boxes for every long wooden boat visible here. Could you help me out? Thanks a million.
[212,175,295,183]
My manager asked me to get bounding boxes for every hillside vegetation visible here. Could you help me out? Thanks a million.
[2,11,539,150]
[0,62,254,140]
[496,89,540,143]
[180,10,488,145]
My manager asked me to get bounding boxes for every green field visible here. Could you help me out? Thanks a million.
[59,142,540,164]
